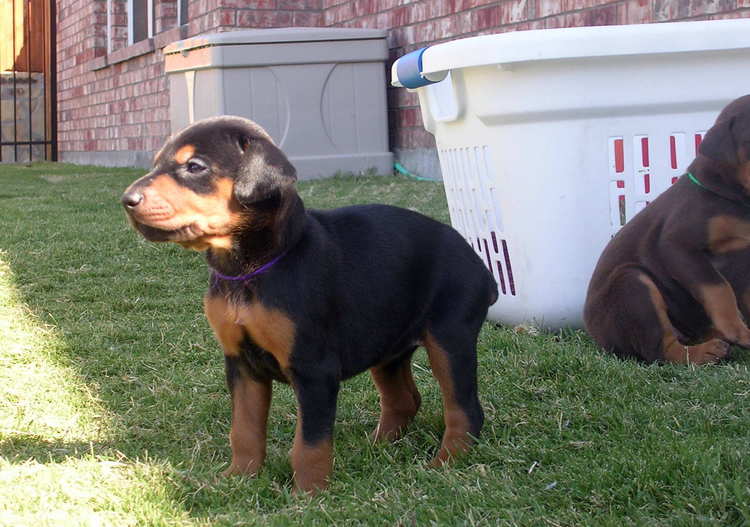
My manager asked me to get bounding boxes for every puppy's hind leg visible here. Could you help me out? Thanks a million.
[637,273,730,364]
[423,327,484,467]
[370,349,422,442]
[588,269,729,364]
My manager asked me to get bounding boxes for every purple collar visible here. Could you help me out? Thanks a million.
[211,251,287,282]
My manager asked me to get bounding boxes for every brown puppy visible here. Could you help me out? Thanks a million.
[585,95,750,364]
[121,116,497,493]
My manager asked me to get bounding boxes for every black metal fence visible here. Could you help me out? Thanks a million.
[0,0,56,163]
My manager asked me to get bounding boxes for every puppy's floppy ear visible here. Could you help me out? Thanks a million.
[233,133,297,206]
[700,116,738,166]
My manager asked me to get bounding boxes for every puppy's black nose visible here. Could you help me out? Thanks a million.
[122,191,143,208]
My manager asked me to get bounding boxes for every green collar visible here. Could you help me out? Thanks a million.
[685,172,706,189]
[684,172,750,208]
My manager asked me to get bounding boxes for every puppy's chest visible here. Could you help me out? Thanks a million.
[204,294,296,378]
[708,215,750,254]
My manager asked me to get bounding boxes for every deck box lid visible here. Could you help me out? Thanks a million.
[164,27,388,72]
[164,27,387,55]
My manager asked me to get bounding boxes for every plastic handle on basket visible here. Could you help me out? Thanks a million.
[396,47,440,89]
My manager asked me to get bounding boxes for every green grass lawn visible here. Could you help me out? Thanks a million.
[1,163,750,526]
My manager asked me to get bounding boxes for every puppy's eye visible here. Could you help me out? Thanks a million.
[186,159,207,174]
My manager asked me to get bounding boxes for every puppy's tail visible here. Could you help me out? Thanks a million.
[484,269,499,307]
[489,285,499,307]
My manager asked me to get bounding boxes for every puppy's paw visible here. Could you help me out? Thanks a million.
[222,458,262,478]
[687,339,731,364]
[292,475,328,496]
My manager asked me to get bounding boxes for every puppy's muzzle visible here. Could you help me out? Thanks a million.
[121,184,178,227]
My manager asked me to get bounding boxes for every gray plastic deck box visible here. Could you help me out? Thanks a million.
[163,28,393,179]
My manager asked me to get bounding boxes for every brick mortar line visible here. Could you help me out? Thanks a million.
[227,7,324,11]
[328,0,624,29]
[332,1,750,31]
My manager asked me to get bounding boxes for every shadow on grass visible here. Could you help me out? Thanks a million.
[0,434,111,464]
[0,165,232,520]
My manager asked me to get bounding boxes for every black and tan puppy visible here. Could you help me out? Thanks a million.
[585,95,750,365]
[121,116,497,493]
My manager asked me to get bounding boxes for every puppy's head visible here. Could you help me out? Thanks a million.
[698,94,750,191]
[121,116,296,251]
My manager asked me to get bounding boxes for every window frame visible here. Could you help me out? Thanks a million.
[127,0,154,46]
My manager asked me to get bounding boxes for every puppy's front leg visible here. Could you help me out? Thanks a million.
[205,295,272,476]
[223,356,272,476]
[663,243,750,347]
[289,367,340,494]
[696,282,750,345]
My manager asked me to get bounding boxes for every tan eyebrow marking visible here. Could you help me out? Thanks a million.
[174,144,196,165]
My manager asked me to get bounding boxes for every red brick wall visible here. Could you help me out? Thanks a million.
[186,0,322,35]
[57,0,170,165]
[109,0,129,53]
[56,0,325,166]
[55,0,749,171]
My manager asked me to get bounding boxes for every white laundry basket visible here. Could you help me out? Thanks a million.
[392,19,750,329]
